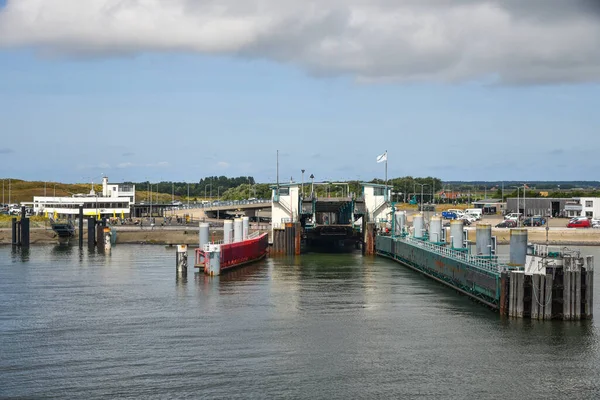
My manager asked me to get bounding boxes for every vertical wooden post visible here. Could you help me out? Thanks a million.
[531,274,539,320]
[563,264,571,320]
[78,206,84,248]
[500,271,508,316]
[538,274,545,320]
[574,270,581,320]
[544,273,553,320]
[88,217,96,247]
[294,222,301,255]
[516,271,524,318]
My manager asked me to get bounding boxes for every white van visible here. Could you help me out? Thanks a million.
[465,208,482,220]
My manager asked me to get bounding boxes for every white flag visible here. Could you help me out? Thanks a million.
[376,151,387,163]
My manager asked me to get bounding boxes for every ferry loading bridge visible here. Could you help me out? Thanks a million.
[270,182,392,254]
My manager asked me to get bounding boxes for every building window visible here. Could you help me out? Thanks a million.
[586,200,593,207]
[374,187,385,196]
[586,211,593,218]
[279,187,290,196]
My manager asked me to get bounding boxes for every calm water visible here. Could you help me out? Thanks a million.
[1,244,600,399]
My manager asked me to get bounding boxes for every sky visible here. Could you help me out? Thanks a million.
[1,0,599,184]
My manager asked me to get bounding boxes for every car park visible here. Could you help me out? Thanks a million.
[567,217,591,228]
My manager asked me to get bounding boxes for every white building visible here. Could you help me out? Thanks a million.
[362,183,392,223]
[565,197,600,219]
[33,177,135,219]
[271,183,300,230]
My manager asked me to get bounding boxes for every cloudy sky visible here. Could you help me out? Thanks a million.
[1,0,599,184]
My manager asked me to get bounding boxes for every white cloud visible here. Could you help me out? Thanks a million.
[1,0,599,84]
[217,161,230,168]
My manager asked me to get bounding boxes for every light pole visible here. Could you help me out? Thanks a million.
[54,184,56,197]
[310,174,315,197]
[172,182,174,204]
[417,183,428,212]
[301,169,305,198]
[217,186,223,219]
[187,183,190,208]
[204,183,212,201]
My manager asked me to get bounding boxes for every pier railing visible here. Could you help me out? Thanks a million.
[399,236,510,275]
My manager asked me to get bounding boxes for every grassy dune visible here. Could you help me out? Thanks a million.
[1,179,179,204]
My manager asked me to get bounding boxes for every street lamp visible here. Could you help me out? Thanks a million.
[217,186,224,220]
[187,183,190,208]
[301,169,305,197]
[310,174,315,197]
[204,183,212,201]
[417,183,429,212]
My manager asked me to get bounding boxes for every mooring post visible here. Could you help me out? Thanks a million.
[364,222,375,255]
[96,224,105,253]
[20,208,30,247]
[176,244,188,273]
[295,222,301,255]
[78,206,84,248]
[88,217,96,247]
[11,217,17,246]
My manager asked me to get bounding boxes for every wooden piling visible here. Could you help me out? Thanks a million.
[364,222,375,255]
[574,270,581,320]
[499,271,508,316]
[563,263,571,320]
[538,274,545,320]
[584,257,594,319]
[509,270,516,317]
[78,206,84,248]
[544,273,553,320]
[531,274,539,320]
[295,222,301,255]
[11,217,17,245]
[516,271,524,318]
[87,218,96,247]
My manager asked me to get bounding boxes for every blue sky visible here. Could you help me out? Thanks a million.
[1,1,599,184]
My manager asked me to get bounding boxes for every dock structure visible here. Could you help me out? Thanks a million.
[376,220,594,320]
[270,181,392,254]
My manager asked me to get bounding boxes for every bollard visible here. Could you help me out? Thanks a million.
[176,244,188,273]
[205,244,221,276]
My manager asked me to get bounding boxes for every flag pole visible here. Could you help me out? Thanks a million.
[385,150,388,187]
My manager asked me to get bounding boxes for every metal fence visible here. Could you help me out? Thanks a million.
[400,235,510,274]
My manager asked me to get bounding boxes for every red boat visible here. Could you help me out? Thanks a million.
[194,232,269,275]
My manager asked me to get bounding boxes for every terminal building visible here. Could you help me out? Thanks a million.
[505,197,600,219]
[32,177,135,219]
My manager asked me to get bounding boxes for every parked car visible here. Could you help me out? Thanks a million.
[523,216,546,227]
[442,209,462,219]
[459,214,477,224]
[592,219,600,228]
[504,213,522,221]
[496,220,517,228]
[567,217,591,228]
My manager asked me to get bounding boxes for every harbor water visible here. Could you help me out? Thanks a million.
[1,244,600,399]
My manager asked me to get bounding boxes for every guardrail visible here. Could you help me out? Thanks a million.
[400,235,510,274]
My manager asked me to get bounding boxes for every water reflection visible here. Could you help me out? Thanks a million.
[10,246,30,262]
[51,243,73,256]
